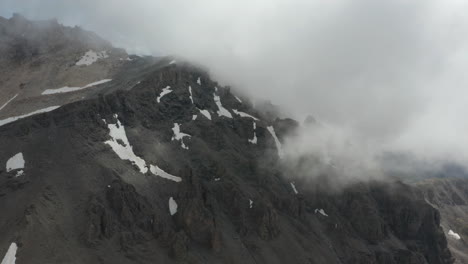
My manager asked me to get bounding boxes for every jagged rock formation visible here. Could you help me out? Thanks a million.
[417,178,468,264]
[0,15,458,264]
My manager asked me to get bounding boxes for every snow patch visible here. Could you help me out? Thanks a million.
[213,91,232,118]
[249,199,253,209]
[267,126,284,158]
[192,115,197,120]
[235,96,242,103]
[169,197,178,215]
[157,86,172,103]
[448,230,461,240]
[315,209,328,217]
[0,94,18,111]
[169,60,176,65]
[0,106,61,127]
[290,182,298,194]
[1,242,17,264]
[76,50,108,66]
[150,165,182,182]
[171,123,191,149]
[188,86,194,103]
[214,178,221,181]
[6,153,24,172]
[233,109,258,120]
[248,122,257,144]
[197,77,201,85]
[104,117,148,173]
[42,79,112,95]
[198,109,212,120]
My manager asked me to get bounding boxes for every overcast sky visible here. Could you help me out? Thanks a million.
[2,0,468,164]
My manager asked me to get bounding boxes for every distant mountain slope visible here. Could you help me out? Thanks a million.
[0,15,456,264]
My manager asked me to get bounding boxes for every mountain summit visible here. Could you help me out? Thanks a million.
[0,15,460,264]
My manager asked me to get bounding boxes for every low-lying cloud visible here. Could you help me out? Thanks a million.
[2,0,468,169]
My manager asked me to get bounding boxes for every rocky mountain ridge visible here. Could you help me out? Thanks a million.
[0,15,461,264]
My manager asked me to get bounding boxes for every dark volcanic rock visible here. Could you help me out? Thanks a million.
[0,15,456,264]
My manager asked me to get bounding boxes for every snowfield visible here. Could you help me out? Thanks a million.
[171,123,191,149]
[290,182,298,194]
[213,90,232,118]
[248,122,257,144]
[0,106,61,127]
[1,242,17,264]
[6,152,25,177]
[233,109,259,120]
[0,94,18,111]
[42,79,112,95]
[169,197,178,215]
[198,109,212,120]
[76,50,109,66]
[104,115,183,182]
[104,116,148,174]
[6,152,24,172]
[315,209,329,217]
[150,165,182,182]
[157,86,172,103]
[267,126,284,158]
[448,230,461,240]
[188,86,194,103]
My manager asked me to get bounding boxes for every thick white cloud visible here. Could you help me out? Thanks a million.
[2,0,468,164]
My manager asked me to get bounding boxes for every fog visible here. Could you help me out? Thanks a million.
[2,0,468,171]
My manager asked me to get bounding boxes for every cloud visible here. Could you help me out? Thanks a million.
[2,0,468,166]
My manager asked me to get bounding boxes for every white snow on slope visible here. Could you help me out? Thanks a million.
[248,122,257,144]
[448,230,461,240]
[0,94,18,111]
[188,86,194,103]
[192,115,197,120]
[169,60,176,65]
[267,126,284,158]
[104,116,183,182]
[233,109,259,120]
[169,197,178,215]
[198,109,211,120]
[315,209,329,217]
[213,91,232,118]
[1,242,17,264]
[42,79,112,95]
[0,106,61,127]
[290,182,298,194]
[234,96,242,103]
[171,123,191,149]
[197,77,201,85]
[150,165,182,182]
[249,199,253,209]
[76,50,109,66]
[104,117,148,173]
[157,86,172,103]
[6,152,25,177]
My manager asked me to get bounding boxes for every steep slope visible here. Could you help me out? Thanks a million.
[0,16,455,264]
[417,178,468,264]
[0,13,166,122]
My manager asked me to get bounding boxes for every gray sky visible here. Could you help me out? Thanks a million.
[2,0,468,164]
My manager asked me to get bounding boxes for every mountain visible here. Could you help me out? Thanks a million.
[0,15,459,264]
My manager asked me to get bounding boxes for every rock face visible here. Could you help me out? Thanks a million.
[0,15,456,264]
[417,178,468,264]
